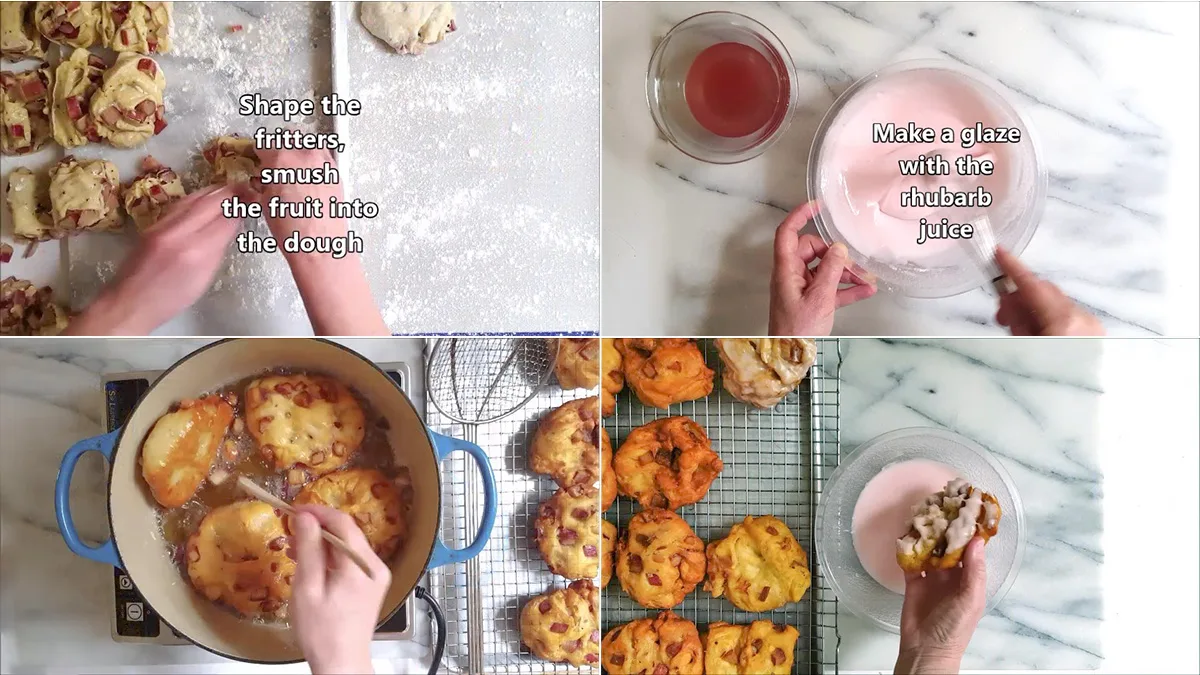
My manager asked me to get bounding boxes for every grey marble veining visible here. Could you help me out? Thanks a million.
[602,2,1199,336]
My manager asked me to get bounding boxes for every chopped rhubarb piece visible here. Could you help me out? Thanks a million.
[137,58,157,76]
[153,114,167,134]
[20,78,46,100]
[66,1,81,11]
[135,99,156,117]
[147,39,158,52]
[66,96,83,119]
[10,124,24,138]
[229,24,243,33]
[120,30,130,45]
[99,106,121,125]
[88,54,106,69]
[59,22,79,38]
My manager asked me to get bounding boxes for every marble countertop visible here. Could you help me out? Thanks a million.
[601,2,1200,337]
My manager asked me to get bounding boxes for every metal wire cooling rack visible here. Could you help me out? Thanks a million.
[427,340,596,674]
[602,339,843,675]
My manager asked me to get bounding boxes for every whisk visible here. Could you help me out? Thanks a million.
[959,214,1016,295]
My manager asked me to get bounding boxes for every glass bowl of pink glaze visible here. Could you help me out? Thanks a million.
[807,60,1046,297]
[647,11,797,164]
[814,427,1026,633]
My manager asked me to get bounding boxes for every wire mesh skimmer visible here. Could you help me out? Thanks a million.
[426,338,557,424]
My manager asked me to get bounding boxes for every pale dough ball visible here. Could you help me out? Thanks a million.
[360,1,456,55]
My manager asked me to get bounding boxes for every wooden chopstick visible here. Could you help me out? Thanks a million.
[234,476,375,577]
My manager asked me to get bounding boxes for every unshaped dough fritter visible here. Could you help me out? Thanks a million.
[186,499,295,619]
[245,373,367,475]
[601,610,703,675]
[1,65,52,155]
[123,155,185,230]
[360,1,456,55]
[51,47,106,148]
[616,338,714,409]
[600,338,622,416]
[5,167,54,241]
[897,478,1001,572]
[704,515,810,612]
[600,426,616,510]
[703,620,800,675]
[89,51,166,147]
[1,3,49,61]
[294,467,410,561]
[0,276,69,335]
[140,393,234,508]
[48,155,122,232]
[203,135,260,184]
[551,337,600,390]
[534,483,600,580]
[715,338,817,409]
[600,519,616,588]
[616,508,705,609]
[613,416,723,510]
[528,396,599,490]
[519,579,600,667]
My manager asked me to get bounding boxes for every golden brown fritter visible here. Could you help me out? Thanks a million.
[140,394,234,508]
[613,416,723,510]
[294,468,409,561]
[601,611,703,675]
[185,500,295,619]
[534,484,600,580]
[520,579,600,667]
[245,373,366,475]
[616,338,713,409]
[705,515,810,612]
[528,396,600,489]
[897,478,1001,572]
[601,519,616,588]
[601,338,623,416]
[551,338,600,390]
[704,620,800,675]
[616,508,705,609]
[715,338,817,408]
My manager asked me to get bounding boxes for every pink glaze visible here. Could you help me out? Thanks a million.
[818,69,1015,264]
[851,459,962,594]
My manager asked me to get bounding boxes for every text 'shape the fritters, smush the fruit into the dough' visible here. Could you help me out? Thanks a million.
[898,478,1001,572]
[51,48,106,148]
[360,2,457,55]
[204,135,260,184]
[0,276,70,335]
[90,51,166,147]
[186,500,296,619]
[613,416,723,511]
[600,519,616,588]
[5,167,54,241]
[600,338,623,416]
[48,155,122,232]
[616,338,714,409]
[520,579,600,667]
[245,373,367,475]
[616,508,706,609]
[102,1,170,54]
[294,467,411,560]
[1,3,49,61]
[715,338,817,409]
[534,484,600,580]
[600,426,616,511]
[602,610,703,675]
[551,338,600,390]
[704,620,800,675]
[528,396,599,490]
[1,66,52,155]
[705,515,811,612]
[35,1,102,48]
[123,155,185,230]
[140,394,235,508]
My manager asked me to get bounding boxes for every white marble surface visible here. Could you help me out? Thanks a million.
[833,338,1199,673]
[601,2,1200,337]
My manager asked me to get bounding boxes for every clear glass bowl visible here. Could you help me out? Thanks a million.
[807,60,1046,297]
[646,11,797,164]
[815,427,1026,632]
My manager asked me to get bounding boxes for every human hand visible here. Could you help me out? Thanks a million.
[895,537,988,675]
[254,147,347,243]
[63,184,247,335]
[289,504,391,675]
[769,201,877,336]
[994,248,1105,336]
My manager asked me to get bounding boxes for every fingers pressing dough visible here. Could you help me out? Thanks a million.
[123,155,184,230]
[203,135,260,184]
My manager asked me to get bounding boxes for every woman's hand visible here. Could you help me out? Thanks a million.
[289,504,391,675]
[769,201,877,336]
[995,248,1105,336]
[895,537,988,675]
[64,184,247,335]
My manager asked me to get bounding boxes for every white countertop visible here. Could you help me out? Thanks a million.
[2,338,1196,674]
[601,2,1200,337]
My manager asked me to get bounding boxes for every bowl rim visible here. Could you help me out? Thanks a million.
[644,10,799,165]
[815,426,1027,633]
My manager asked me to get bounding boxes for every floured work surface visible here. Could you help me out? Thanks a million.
[340,2,600,333]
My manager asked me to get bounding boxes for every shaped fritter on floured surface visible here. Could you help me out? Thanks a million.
[704,620,799,675]
[897,478,1001,572]
[705,515,811,612]
[186,500,295,619]
[245,373,366,475]
[519,579,599,667]
[616,338,713,409]
[715,338,817,408]
[602,611,703,675]
[294,467,410,561]
[140,393,234,508]
[613,416,723,510]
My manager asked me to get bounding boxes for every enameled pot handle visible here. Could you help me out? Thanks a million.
[427,431,497,568]
[54,428,122,568]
